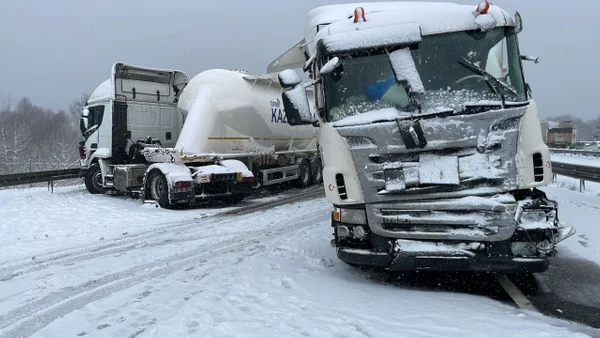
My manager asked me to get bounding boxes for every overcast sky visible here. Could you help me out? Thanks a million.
[0,0,598,119]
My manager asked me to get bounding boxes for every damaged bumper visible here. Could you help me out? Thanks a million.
[337,242,552,273]
[332,189,575,273]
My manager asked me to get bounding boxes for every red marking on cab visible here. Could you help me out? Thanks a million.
[328,184,335,191]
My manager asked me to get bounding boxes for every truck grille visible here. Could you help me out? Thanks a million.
[369,197,517,241]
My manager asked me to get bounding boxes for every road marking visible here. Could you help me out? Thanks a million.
[495,274,539,313]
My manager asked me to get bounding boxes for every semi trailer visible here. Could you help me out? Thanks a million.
[272,1,575,273]
[78,63,322,208]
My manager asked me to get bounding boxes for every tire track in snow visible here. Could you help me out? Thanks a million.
[0,187,324,281]
[0,211,326,337]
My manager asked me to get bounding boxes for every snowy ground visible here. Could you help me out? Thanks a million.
[0,184,291,262]
[550,151,600,197]
[0,194,597,337]
[1,182,600,337]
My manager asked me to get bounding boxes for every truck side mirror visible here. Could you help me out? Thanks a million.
[319,57,340,75]
[80,117,88,136]
[282,85,316,126]
[514,12,523,34]
[278,69,303,89]
[520,55,540,64]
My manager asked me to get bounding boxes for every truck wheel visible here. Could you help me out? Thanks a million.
[311,158,323,185]
[84,163,105,195]
[296,159,311,188]
[147,170,171,209]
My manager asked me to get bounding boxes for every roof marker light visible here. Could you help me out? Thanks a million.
[353,7,366,23]
[475,1,490,15]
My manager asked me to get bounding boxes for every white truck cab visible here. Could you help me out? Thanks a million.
[79,63,187,194]
[273,1,575,273]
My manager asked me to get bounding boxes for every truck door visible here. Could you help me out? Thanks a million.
[82,105,105,160]
[112,101,129,164]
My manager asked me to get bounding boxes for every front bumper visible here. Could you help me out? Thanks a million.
[332,190,575,273]
[337,243,550,273]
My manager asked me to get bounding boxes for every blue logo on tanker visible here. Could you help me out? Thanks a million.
[270,98,287,123]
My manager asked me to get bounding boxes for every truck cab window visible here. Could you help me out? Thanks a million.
[81,105,105,137]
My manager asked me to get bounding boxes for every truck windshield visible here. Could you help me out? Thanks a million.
[323,27,527,122]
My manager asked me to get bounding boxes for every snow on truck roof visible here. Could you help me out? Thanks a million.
[267,1,516,73]
[306,2,462,36]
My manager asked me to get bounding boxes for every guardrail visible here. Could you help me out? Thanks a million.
[0,168,82,192]
[551,161,600,192]
[1,158,599,194]
[549,148,600,157]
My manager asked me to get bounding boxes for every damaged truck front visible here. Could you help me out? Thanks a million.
[274,2,575,273]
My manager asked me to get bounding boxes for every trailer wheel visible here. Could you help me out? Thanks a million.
[311,158,323,185]
[296,159,311,188]
[147,170,171,209]
[84,163,105,195]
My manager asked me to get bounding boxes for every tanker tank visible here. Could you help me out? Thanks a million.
[176,69,318,156]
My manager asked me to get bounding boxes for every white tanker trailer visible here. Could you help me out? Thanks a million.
[78,62,322,208]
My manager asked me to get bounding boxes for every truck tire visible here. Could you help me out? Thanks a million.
[146,169,171,209]
[296,159,311,188]
[84,163,105,195]
[311,158,323,185]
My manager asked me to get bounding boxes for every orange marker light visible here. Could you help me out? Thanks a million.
[332,208,341,222]
[476,1,490,15]
[354,7,366,23]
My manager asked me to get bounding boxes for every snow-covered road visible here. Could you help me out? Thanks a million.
[1,184,600,337]
[551,153,600,168]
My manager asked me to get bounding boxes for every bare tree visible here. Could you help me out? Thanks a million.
[68,93,90,126]
[0,96,84,174]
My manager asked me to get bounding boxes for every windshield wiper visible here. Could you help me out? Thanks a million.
[457,57,517,104]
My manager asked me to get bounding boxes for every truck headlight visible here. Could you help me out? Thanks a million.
[339,208,367,225]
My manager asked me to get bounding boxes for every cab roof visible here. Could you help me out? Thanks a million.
[267,1,515,73]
